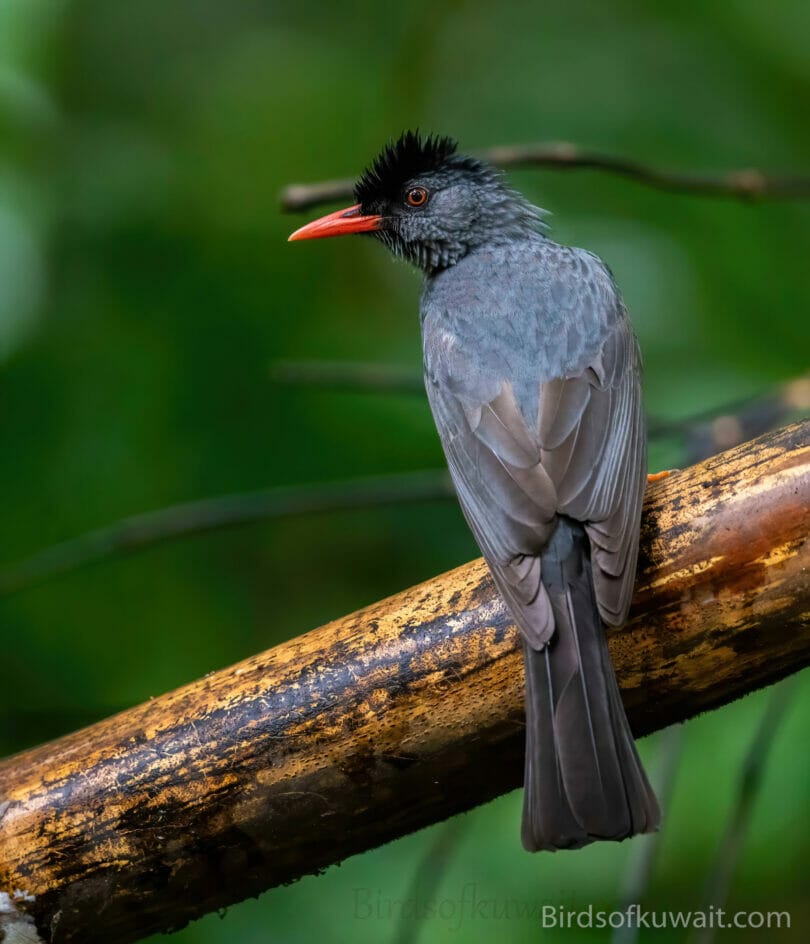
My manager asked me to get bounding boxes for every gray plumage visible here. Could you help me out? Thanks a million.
[301,131,661,850]
[420,236,659,849]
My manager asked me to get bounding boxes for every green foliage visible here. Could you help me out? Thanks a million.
[1,0,808,940]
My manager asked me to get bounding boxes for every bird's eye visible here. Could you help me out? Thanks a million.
[405,187,429,207]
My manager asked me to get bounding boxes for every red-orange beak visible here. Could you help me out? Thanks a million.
[288,204,383,242]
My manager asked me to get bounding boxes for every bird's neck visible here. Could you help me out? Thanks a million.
[413,198,549,275]
[417,229,548,276]
[411,239,470,274]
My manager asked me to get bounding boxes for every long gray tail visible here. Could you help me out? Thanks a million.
[521,519,660,852]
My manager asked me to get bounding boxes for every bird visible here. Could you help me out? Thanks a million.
[288,131,661,851]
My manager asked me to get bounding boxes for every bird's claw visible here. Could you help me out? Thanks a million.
[647,469,678,483]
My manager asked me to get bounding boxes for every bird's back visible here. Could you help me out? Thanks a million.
[421,233,645,627]
[420,234,658,850]
[421,236,623,437]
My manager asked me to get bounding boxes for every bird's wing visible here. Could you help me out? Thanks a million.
[537,318,646,625]
[427,370,559,646]
[424,271,645,645]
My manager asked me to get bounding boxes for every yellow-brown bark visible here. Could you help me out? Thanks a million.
[0,421,807,944]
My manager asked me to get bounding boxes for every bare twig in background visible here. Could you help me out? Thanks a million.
[0,422,807,944]
[393,817,468,944]
[650,375,810,463]
[689,680,797,944]
[270,359,424,394]
[279,142,810,213]
[0,471,453,596]
[1,376,805,598]
[272,359,809,453]
[613,726,686,944]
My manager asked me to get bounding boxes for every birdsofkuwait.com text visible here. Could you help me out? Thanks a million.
[353,886,790,932]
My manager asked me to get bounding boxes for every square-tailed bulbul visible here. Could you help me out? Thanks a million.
[289,131,660,851]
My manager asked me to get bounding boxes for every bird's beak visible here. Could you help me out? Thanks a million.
[288,204,383,241]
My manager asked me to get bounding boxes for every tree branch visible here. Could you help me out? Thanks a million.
[1,376,804,598]
[0,421,808,944]
[690,679,797,944]
[614,725,685,944]
[279,142,810,213]
[270,359,809,459]
[0,471,453,596]
[270,358,425,394]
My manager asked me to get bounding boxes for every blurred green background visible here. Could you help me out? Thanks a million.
[1,0,809,941]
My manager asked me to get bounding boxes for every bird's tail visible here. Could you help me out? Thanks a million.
[521,519,660,851]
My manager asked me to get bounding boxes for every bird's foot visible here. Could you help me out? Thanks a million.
[647,469,678,483]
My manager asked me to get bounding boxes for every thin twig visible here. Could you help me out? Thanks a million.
[393,817,467,944]
[2,375,805,597]
[648,376,810,445]
[689,680,797,944]
[613,726,686,944]
[280,142,810,213]
[0,471,453,596]
[270,359,424,395]
[272,360,809,456]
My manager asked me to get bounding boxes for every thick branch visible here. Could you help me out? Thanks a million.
[0,421,808,944]
[279,142,810,212]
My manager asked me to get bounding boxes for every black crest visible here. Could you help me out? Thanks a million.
[354,131,459,208]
